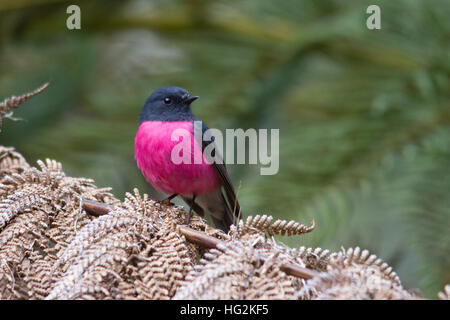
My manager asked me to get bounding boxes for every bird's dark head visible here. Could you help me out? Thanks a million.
[138,86,199,124]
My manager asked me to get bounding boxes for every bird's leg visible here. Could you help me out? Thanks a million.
[161,194,177,206]
[185,194,196,225]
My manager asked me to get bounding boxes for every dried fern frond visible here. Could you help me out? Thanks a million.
[132,223,194,299]
[237,214,315,236]
[294,246,411,300]
[0,158,68,231]
[329,247,401,286]
[0,145,443,300]
[0,82,49,131]
[0,146,29,174]
[0,152,120,299]
[47,189,199,300]
[296,246,333,271]
[296,267,414,300]
[0,186,52,230]
[174,234,307,300]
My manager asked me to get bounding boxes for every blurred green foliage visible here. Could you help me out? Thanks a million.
[0,0,449,298]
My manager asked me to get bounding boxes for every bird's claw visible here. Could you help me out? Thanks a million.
[161,199,173,206]
[185,211,192,225]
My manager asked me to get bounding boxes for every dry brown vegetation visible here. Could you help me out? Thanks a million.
[0,84,447,300]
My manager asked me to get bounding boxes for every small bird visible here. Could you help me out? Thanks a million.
[135,86,241,232]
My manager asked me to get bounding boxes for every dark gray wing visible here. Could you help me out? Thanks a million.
[196,120,241,220]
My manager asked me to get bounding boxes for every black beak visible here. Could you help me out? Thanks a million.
[184,95,199,104]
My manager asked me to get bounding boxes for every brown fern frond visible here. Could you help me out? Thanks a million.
[0,151,117,299]
[0,209,48,299]
[0,82,49,131]
[174,240,259,300]
[174,234,308,300]
[134,225,194,299]
[49,209,137,276]
[238,214,315,236]
[0,146,29,175]
[0,144,440,300]
[296,267,414,300]
[296,246,334,271]
[47,189,199,300]
[329,247,401,286]
[0,185,53,230]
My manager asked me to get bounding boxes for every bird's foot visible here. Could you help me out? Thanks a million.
[160,194,177,206]
[161,199,173,206]
[185,211,192,225]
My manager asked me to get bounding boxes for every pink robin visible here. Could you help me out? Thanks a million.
[135,86,241,232]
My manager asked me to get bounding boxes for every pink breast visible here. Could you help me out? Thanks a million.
[135,121,220,195]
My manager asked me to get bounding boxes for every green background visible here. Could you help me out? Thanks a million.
[1,0,449,298]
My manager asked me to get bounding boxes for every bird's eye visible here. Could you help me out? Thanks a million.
[163,97,172,105]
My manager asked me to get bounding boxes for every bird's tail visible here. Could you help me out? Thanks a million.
[211,193,239,233]
[189,190,241,233]
[212,211,233,233]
